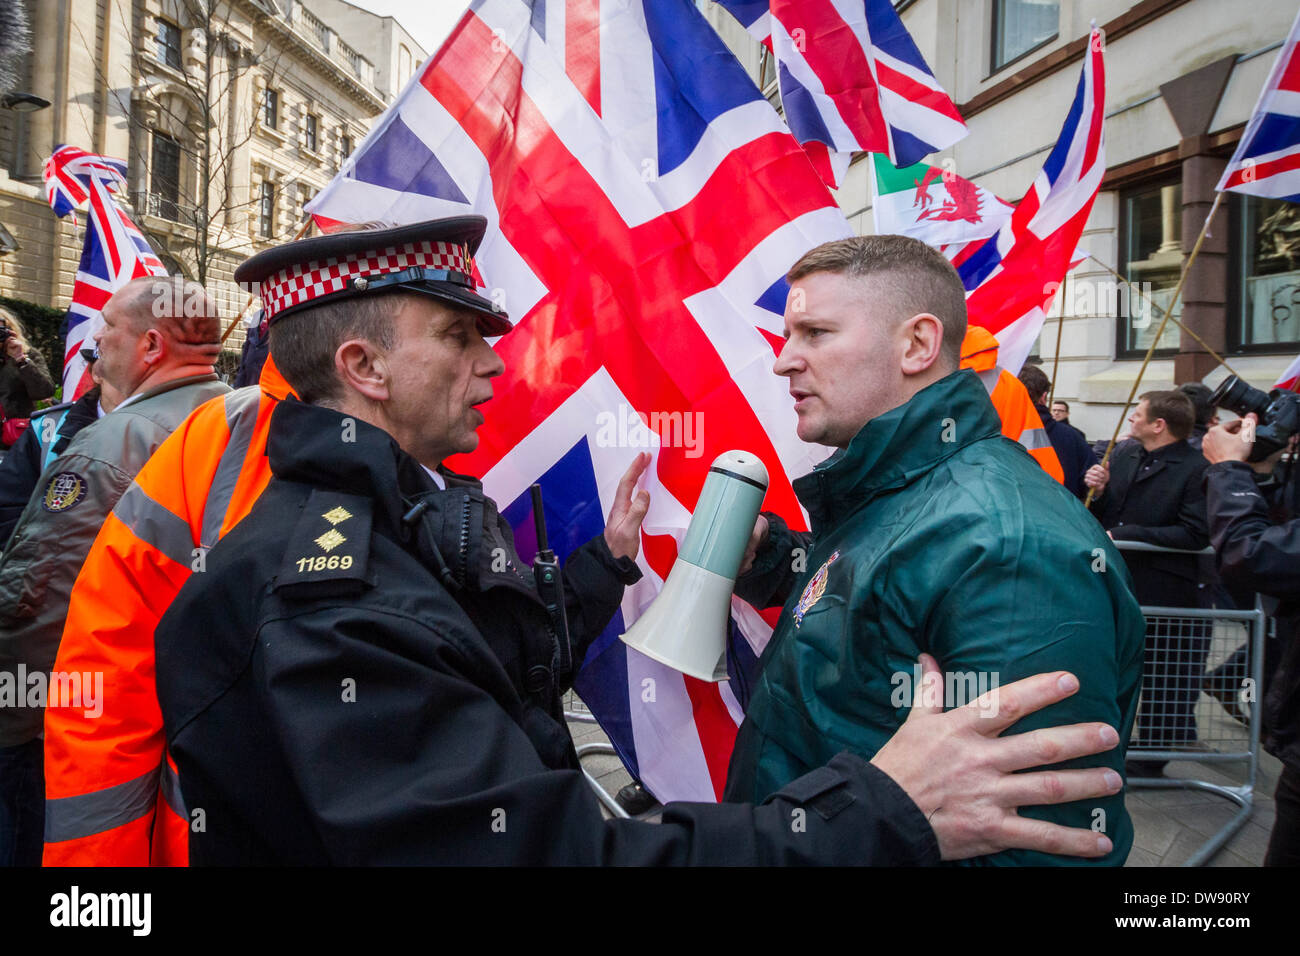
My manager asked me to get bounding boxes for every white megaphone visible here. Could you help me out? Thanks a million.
[620,450,769,682]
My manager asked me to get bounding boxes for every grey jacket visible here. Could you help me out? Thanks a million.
[0,373,229,746]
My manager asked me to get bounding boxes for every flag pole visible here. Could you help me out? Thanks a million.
[219,215,315,346]
[1048,270,1068,406]
[1085,190,1225,508]
[1085,253,1239,378]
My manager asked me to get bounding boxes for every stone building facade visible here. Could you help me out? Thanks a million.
[0,0,424,346]
[704,0,1300,440]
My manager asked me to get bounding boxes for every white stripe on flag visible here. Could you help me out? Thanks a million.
[544,0,566,66]
[598,0,659,176]
[878,87,967,145]
[653,101,789,213]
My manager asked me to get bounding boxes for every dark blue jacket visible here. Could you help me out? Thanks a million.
[0,388,100,548]
[1039,403,1098,500]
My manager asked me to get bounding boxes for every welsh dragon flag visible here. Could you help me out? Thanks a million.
[870,154,1012,267]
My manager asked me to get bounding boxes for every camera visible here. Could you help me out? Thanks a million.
[0,322,11,344]
[1210,374,1300,462]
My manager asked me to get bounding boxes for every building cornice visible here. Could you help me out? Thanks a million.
[240,0,387,115]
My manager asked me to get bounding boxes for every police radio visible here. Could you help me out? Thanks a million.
[530,484,573,678]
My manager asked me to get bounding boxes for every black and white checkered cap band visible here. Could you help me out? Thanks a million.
[260,241,473,320]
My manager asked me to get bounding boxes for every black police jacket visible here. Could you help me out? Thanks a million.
[1205,460,1300,769]
[156,399,941,865]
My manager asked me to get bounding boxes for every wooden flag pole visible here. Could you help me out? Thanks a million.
[219,216,315,346]
[1085,191,1225,508]
[1048,270,1069,407]
[1085,253,1239,379]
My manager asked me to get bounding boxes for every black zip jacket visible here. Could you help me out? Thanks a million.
[1205,460,1300,769]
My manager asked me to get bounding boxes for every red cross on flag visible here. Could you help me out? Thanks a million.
[307,0,852,803]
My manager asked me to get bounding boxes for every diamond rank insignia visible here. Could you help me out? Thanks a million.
[322,506,353,525]
[314,529,347,553]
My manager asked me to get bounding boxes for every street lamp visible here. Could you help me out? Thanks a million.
[0,92,50,112]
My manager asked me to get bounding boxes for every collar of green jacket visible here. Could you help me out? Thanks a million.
[796,368,1003,533]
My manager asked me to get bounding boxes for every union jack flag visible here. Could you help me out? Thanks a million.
[1218,8,1300,202]
[43,145,129,221]
[42,146,168,397]
[715,0,968,188]
[308,0,851,803]
[955,25,1105,376]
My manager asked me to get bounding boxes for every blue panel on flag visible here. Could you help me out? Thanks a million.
[1246,112,1300,160]
[725,620,761,713]
[713,0,769,29]
[756,275,790,316]
[503,439,603,562]
[1042,69,1086,187]
[502,437,639,780]
[889,127,939,169]
[350,116,468,204]
[777,61,835,146]
[643,0,765,176]
[528,0,547,40]
[956,235,1003,291]
[866,0,933,76]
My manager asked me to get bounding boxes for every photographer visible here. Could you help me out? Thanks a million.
[1203,407,1300,866]
[0,307,56,448]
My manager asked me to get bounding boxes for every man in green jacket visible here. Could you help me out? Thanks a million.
[724,236,1145,866]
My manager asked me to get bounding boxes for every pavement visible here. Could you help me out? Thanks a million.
[564,686,1281,866]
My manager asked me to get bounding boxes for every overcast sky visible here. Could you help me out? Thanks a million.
[344,0,471,57]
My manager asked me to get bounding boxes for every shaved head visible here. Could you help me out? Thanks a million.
[96,276,223,397]
[114,276,222,353]
[787,235,968,369]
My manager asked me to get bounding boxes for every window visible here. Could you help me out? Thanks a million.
[1118,180,1183,357]
[1232,195,1300,352]
[398,44,413,89]
[156,18,182,70]
[305,114,318,152]
[759,47,776,93]
[259,181,275,237]
[991,0,1059,73]
[339,133,353,166]
[262,88,278,130]
[151,132,182,221]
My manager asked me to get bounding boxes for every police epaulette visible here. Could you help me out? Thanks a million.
[274,490,373,598]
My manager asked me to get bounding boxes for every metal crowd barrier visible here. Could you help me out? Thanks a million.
[1114,540,1266,867]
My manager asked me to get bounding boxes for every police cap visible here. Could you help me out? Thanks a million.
[233,216,510,336]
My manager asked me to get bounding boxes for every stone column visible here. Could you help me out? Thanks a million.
[1159,55,1238,385]
[1175,148,1228,384]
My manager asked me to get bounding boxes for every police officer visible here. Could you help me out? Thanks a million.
[154,218,1126,865]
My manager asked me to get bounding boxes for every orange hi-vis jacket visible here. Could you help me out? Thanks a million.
[959,327,1065,485]
[42,358,291,866]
